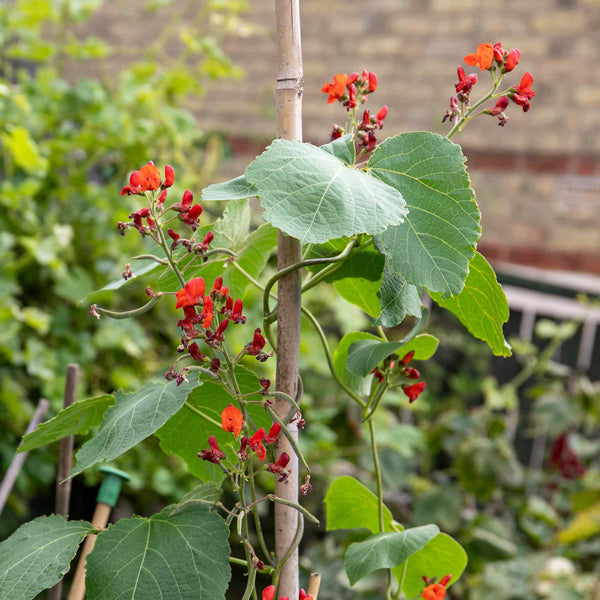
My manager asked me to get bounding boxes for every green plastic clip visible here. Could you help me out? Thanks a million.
[97,466,131,507]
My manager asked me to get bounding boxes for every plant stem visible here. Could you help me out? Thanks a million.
[368,418,385,533]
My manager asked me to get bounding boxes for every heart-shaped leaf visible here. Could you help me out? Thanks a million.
[374,261,423,327]
[430,252,511,356]
[201,174,258,201]
[345,525,439,585]
[86,504,230,600]
[245,139,407,244]
[369,132,480,296]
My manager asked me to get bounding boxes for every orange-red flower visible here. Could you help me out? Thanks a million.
[221,404,243,436]
[321,73,347,104]
[175,277,206,309]
[421,583,447,600]
[504,48,521,72]
[509,71,535,112]
[403,381,426,403]
[138,162,162,191]
[464,43,494,71]
[200,295,214,329]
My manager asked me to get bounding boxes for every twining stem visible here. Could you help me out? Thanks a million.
[248,461,276,568]
[269,494,319,524]
[368,418,385,533]
[131,253,168,265]
[300,306,367,409]
[92,296,159,319]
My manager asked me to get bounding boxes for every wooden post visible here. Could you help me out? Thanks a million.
[274,1,303,598]
[48,363,80,600]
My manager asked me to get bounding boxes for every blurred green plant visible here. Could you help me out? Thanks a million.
[0,0,250,529]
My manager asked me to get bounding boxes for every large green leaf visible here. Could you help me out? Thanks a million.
[346,333,439,377]
[71,380,195,477]
[328,248,385,316]
[430,252,511,356]
[211,197,251,249]
[398,533,468,598]
[19,394,114,452]
[345,526,439,585]
[201,174,258,201]
[321,134,356,165]
[157,368,272,483]
[333,332,380,396]
[373,262,422,327]
[86,504,230,600]
[369,132,480,296]
[325,476,394,533]
[245,139,407,244]
[0,515,92,600]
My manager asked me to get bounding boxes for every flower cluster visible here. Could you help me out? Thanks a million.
[118,161,204,236]
[198,404,289,479]
[262,585,313,600]
[421,574,451,600]
[321,70,388,152]
[370,350,427,404]
[443,42,535,128]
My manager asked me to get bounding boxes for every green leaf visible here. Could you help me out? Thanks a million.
[374,261,422,327]
[171,482,223,515]
[157,368,272,483]
[558,502,600,544]
[201,175,258,201]
[19,394,114,452]
[398,533,468,598]
[88,256,165,299]
[245,139,407,244]
[325,476,394,534]
[333,332,380,395]
[327,248,385,316]
[71,380,195,477]
[345,525,439,585]
[430,252,511,356]
[346,333,439,377]
[321,134,356,165]
[0,515,93,600]
[1,127,47,173]
[369,132,480,296]
[212,198,251,249]
[86,504,230,600]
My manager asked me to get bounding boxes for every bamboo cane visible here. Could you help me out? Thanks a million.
[0,398,50,516]
[273,1,303,598]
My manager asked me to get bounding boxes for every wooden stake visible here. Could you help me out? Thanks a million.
[48,363,80,600]
[0,398,50,516]
[307,572,321,599]
[274,1,303,598]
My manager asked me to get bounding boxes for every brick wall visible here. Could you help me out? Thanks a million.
[76,0,600,273]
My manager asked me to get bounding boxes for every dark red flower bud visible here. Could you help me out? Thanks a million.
[346,72,359,85]
[375,105,388,127]
[259,378,271,394]
[493,42,504,63]
[504,48,520,73]
[231,298,246,324]
[158,189,168,204]
[188,342,205,362]
[403,367,420,379]
[198,434,225,463]
[199,230,214,251]
[181,189,193,209]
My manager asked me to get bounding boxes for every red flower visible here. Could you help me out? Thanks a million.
[268,452,291,481]
[211,276,223,295]
[163,164,175,188]
[247,328,266,355]
[463,42,494,71]
[265,422,281,444]
[321,73,347,103]
[173,189,194,212]
[403,381,426,403]
[139,162,161,191]
[403,367,421,380]
[262,586,276,600]
[221,404,243,436]
[344,83,357,110]
[509,71,535,112]
[199,230,214,252]
[230,298,246,324]
[455,66,477,94]
[346,72,359,86]
[493,41,504,63]
[260,378,271,394]
[375,105,388,127]
[400,351,415,365]
[489,95,510,116]
[504,48,521,72]
[367,71,378,92]
[248,428,267,461]
[421,574,451,600]
[188,342,205,362]
[200,296,214,329]
[206,318,229,348]
[175,277,206,309]
[198,435,225,463]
